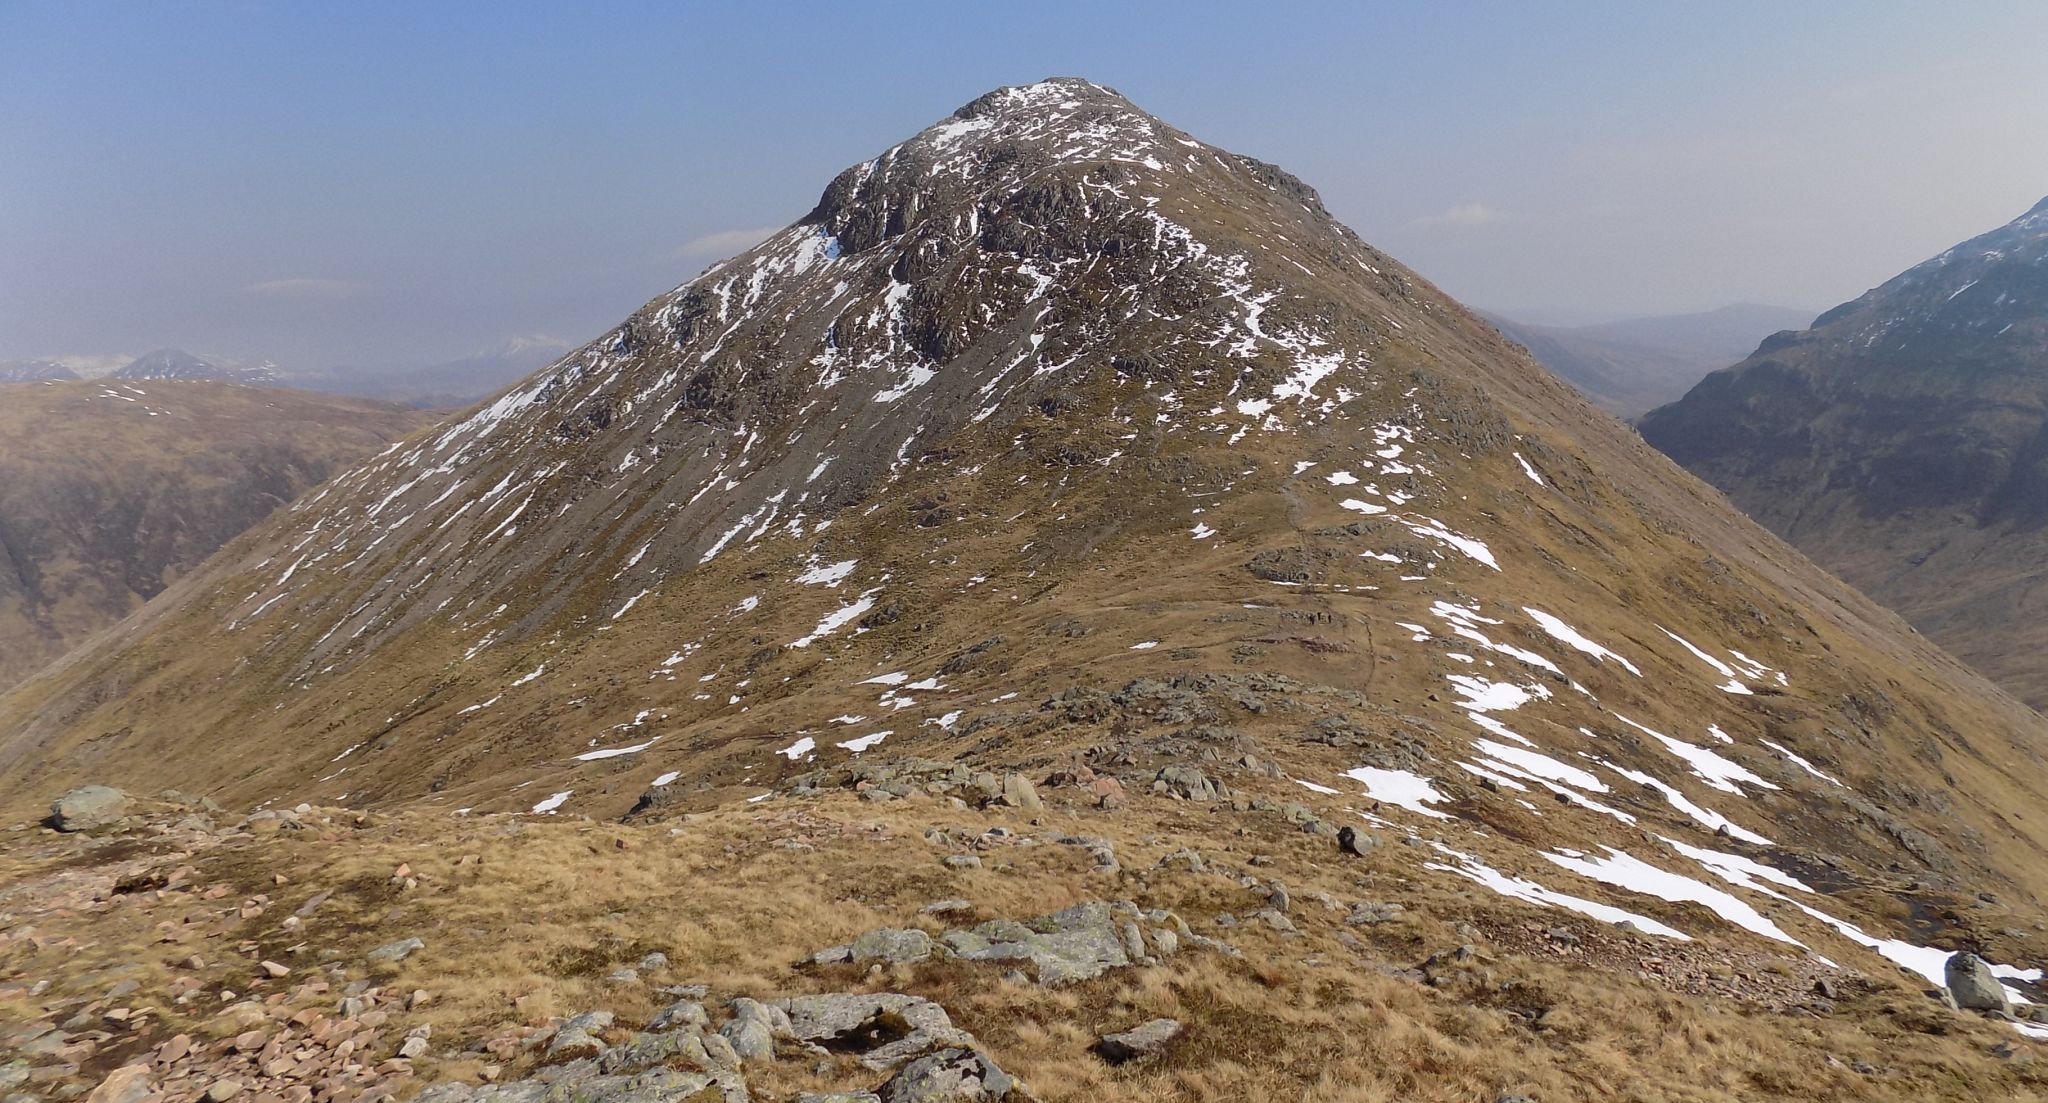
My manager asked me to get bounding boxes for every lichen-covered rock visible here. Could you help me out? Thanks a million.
[543,1010,615,1061]
[997,774,1041,811]
[729,996,792,1036]
[850,927,934,964]
[718,1019,774,1066]
[649,999,710,1032]
[1152,766,1228,802]
[941,901,1132,984]
[719,996,789,1063]
[776,993,975,1071]
[595,1031,687,1074]
[366,936,425,964]
[493,1066,724,1103]
[1117,920,1147,961]
[878,1047,1024,1102]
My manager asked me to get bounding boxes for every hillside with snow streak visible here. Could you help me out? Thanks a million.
[1644,195,2048,711]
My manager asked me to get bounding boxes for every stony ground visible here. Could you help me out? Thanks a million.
[7,779,2047,1103]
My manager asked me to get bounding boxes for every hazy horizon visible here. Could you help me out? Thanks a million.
[5,2,2045,370]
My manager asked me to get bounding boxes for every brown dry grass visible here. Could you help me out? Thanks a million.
[8,789,2047,1103]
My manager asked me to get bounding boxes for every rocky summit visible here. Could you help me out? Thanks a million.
[8,79,2048,1101]
[1641,197,2048,709]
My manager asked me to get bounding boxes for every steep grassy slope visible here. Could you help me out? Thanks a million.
[7,82,2048,1095]
[0,380,432,690]
[1642,198,2048,708]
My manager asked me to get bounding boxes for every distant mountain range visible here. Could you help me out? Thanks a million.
[1,337,575,409]
[0,359,80,383]
[1484,304,1814,418]
[1641,196,2048,707]
[295,335,575,408]
[19,311,1799,420]
[109,348,284,384]
[2,349,284,385]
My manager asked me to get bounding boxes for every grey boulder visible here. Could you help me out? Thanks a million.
[997,774,1041,811]
[941,901,1132,984]
[776,993,975,1071]
[879,1047,1022,1102]
[50,786,130,831]
[1337,825,1378,857]
[1094,1018,1182,1064]
[851,927,935,964]
[719,996,790,1062]
[543,1010,615,1060]
[647,999,709,1033]
[1946,951,2012,1014]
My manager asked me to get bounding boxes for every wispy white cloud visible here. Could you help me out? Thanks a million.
[1415,203,1509,230]
[243,277,364,299]
[671,226,781,262]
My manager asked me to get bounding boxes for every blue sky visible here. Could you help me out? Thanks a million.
[5,1,2047,368]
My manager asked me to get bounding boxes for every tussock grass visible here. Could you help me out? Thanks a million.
[8,790,2044,1103]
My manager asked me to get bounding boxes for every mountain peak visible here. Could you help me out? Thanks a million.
[958,76,1133,114]
[918,76,1185,167]
[2016,192,2048,230]
[115,347,282,384]
[798,77,1327,272]
[20,87,2048,1078]
[807,78,1192,228]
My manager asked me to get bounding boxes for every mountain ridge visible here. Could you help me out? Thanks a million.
[1640,194,2048,706]
[112,347,284,384]
[0,358,81,382]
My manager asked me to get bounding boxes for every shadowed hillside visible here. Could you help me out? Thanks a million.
[0,380,432,690]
